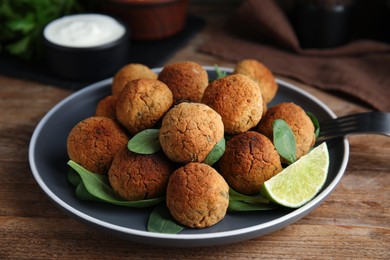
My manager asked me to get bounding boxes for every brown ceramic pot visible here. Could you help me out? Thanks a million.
[101,0,188,41]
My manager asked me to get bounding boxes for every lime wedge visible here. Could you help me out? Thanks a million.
[260,142,329,208]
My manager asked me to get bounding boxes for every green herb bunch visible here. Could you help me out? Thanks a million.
[0,0,83,60]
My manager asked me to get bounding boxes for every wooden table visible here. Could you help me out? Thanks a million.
[1,12,389,259]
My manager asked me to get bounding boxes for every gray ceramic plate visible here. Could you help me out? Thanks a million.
[29,67,349,247]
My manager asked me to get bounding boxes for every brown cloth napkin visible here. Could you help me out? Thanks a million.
[199,0,390,111]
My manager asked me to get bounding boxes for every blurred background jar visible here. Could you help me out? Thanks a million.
[100,0,189,41]
[287,0,390,49]
[350,0,390,44]
[291,0,355,49]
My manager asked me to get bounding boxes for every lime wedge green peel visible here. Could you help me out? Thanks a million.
[260,142,329,208]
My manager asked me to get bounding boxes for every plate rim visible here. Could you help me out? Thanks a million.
[28,66,350,242]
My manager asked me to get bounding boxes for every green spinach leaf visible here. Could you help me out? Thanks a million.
[127,129,161,154]
[228,200,277,212]
[307,111,320,138]
[67,160,164,208]
[273,119,296,164]
[214,65,227,79]
[147,204,184,234]
[75,182,102,202]
[228,188,276,211]
[67,168,82,187]
[204,137,225,165]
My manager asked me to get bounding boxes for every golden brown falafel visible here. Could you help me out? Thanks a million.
[159,102,224,164]
[256,102,315,161]
[116,78,173,135]
[218,131,282,195]
[166,162,229,228]
[202,74,263,135]
[234,59,278,104]
[108,147,174,201]
[112,63,157,96]
[67,116,129,174]
[157,61,209,103]
[95,95,117,120]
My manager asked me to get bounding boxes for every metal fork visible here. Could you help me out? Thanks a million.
[317,112,390,142]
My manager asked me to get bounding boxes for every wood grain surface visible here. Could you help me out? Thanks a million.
[0,7,389,260]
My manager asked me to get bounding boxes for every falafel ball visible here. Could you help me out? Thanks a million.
[234,59,278,104]
[116,78,173,135]
[256,102,316,161]
[218,131,282,195]
[166,162,229,228]
[157,61,209,103]
[67,116,129,174]
[202,74,263,135]
[108,147,174,201]
[159,102,224,163]
[112,63,157,96]
[95,95,117,120]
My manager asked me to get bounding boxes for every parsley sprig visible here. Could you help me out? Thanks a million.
[0,0,84,60]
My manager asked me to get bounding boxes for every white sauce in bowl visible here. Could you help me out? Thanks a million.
[44,14,126,48]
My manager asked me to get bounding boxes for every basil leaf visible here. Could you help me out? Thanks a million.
[128,129,161,154]
[67,160,164,208]
[147,204,184,234]
[307,111,320,138]
[273,119,296,164]
[204,137,226,165]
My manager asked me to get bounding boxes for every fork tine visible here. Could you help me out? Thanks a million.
[317,112,390,142]
[320,114,357,131]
